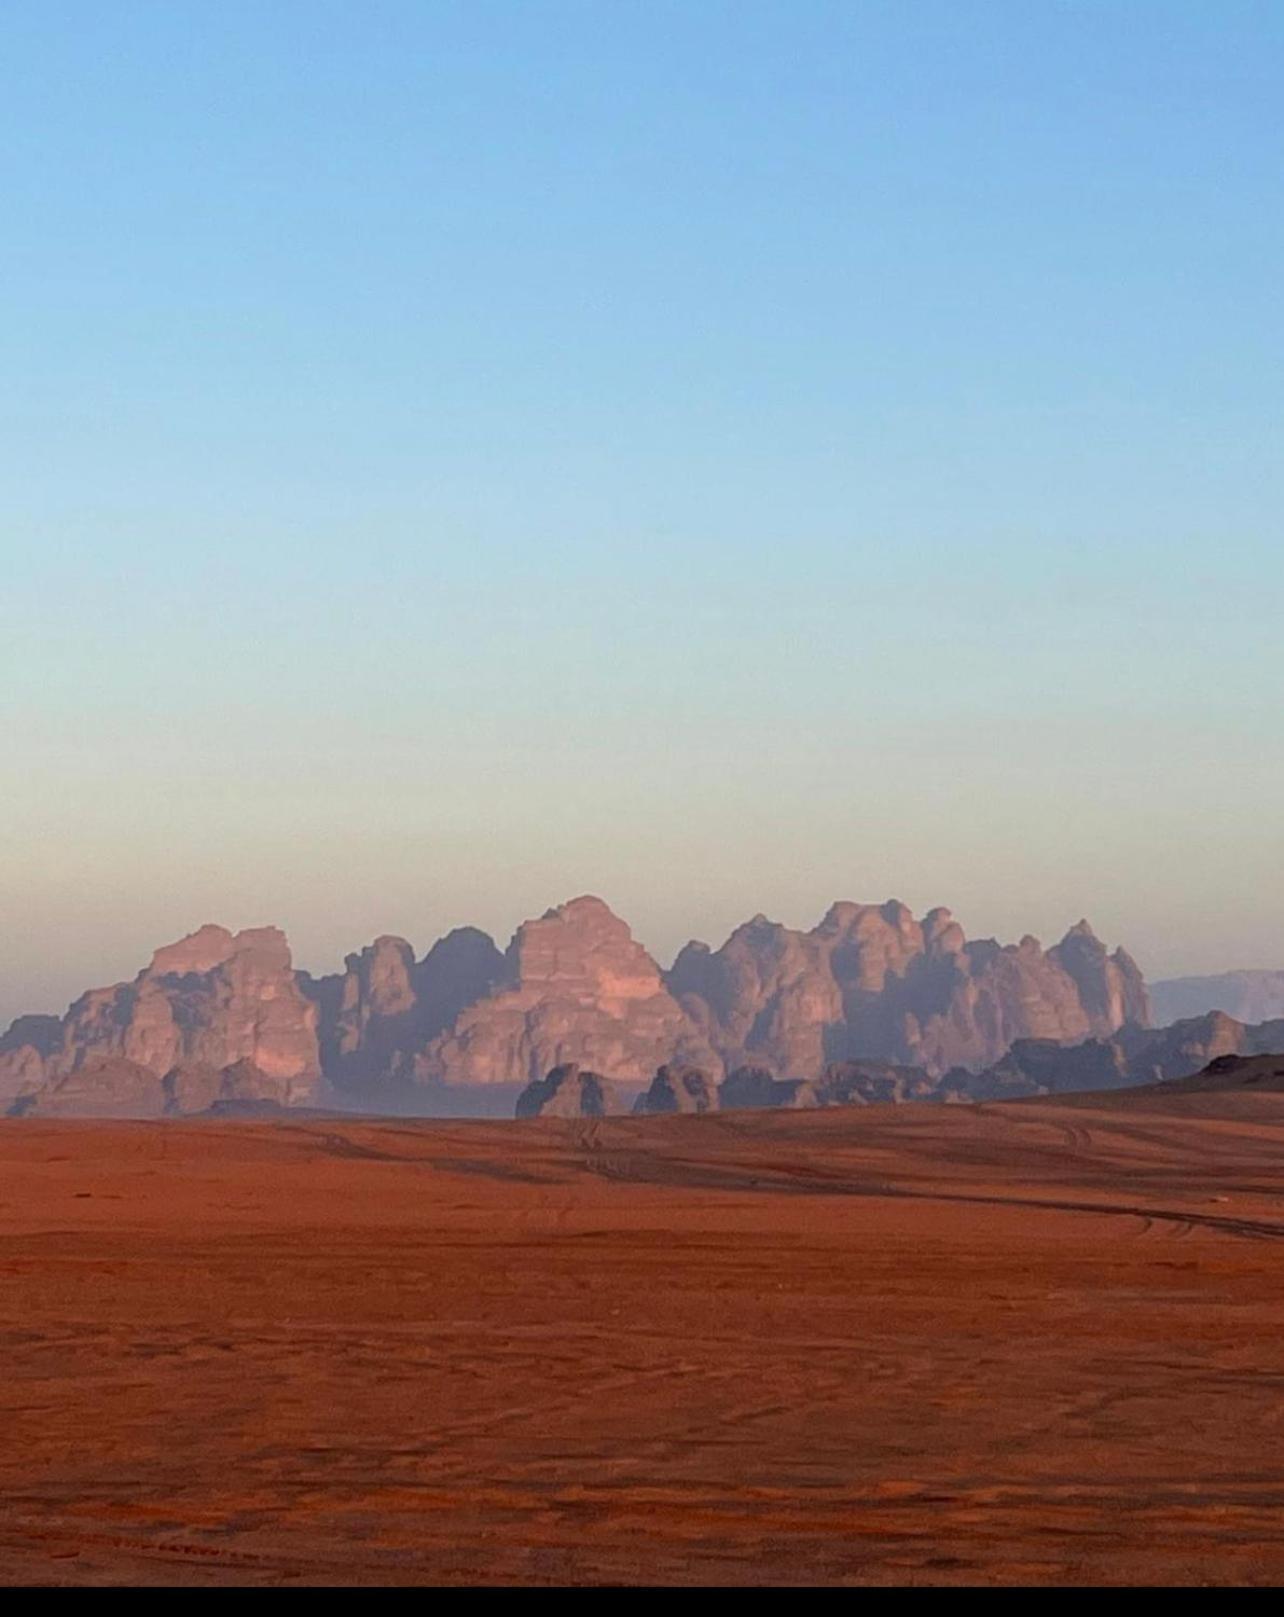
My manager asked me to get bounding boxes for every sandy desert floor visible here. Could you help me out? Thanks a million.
[2,1093,1284,1585]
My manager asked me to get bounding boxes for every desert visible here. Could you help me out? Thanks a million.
[3,1087,1283,1585]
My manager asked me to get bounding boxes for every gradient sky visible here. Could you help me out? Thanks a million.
[2,2,1282,1025]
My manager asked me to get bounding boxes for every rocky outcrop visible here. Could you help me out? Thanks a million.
[10,1057,165,1118]
[162,1058,293,1116]
[13,1054,292,1118]
[0,926,320,1114]
[812,1060,938,1106]
[412,897,721,1087]
[670,903,1148,1079]
[1151,971,1284,1027]
[515,1062,624,1119]
[940,1037,1134,1102]
[947,1012,1284,1101]
[0,1015,63,1109]
[719,1066,818,1110]
[1146,1051,1284,1093]
[634,1065,720,1115]
[303,926,505,1092]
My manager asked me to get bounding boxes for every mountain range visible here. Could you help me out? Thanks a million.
[0,894,1275,1117]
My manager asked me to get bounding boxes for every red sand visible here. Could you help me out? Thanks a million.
[2,1093,1284,1584]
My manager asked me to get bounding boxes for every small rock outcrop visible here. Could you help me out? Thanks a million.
[515,1062,624,1119]
[719,1066,817,1110]
[1147,1051,1284,1093]
[634,1065,720,1115]
[162,1058,293,1116]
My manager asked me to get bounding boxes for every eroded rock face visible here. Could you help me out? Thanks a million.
[10,1056,164,1118]
[0,896,1158,1105]
[670,903,1148,1079]
[0,926,320,1113]
[303,926,506,1091]
[414,897,722,1087]
[635,1065,720,1115]
[515,1062,623,1119]
[13,1053,296,1119]
[163,1058,292,1116]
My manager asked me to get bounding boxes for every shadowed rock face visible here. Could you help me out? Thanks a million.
[944,1012,1284,1101]
[0,926,320,1112]
[635,1065,720,1115]
[669,903,1148,1079]
[812,1061,939,1106]
[719,1066,818,1111]
[1148,1051,1284,1092]
[515,1062,623,1119]
[303,927,507,1092]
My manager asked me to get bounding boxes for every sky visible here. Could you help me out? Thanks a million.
[2,1,1282,1025]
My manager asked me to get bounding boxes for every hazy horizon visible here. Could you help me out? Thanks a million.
[3,3,1281,1028]
[3,879,1280,1033]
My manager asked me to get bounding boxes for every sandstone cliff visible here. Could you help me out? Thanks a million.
[669,902,1148,1079]
[302,926,504,1091]
[0,925,320,1112]
[409,897,722,1087]
[0,895,1160,1111]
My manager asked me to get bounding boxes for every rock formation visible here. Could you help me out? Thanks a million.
[515,1062,624,1119]
[812,1060,939,1106]
[947,1012,1284,1101]
[0,925,320,1113]
[1146,1051,1284,1093]
[634,1064,720,1115]
[11,1055,290,1118]
[162,1057,294,1116]
[669,902,1148,1079]
[1151,971,1284,1027]
[410,897,721,1087]
[302,926,505,1092]
[0,895,1163,1112]
[719,1066,818,1110]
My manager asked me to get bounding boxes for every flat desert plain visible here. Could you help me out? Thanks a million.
[2,1094,1284,1585]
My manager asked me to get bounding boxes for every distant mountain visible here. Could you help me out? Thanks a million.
[0,894,1151,1116]
[1151,971,1284,1027]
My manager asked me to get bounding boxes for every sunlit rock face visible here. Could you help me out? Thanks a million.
[669,902,1148,1079]
[0,926,320,1112]
[408,897,723,1087]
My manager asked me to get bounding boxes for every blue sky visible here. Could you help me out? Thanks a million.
[2,2,1281,1020]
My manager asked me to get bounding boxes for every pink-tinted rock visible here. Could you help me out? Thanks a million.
[414,897,722,1086]
[2,926,320,1114]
